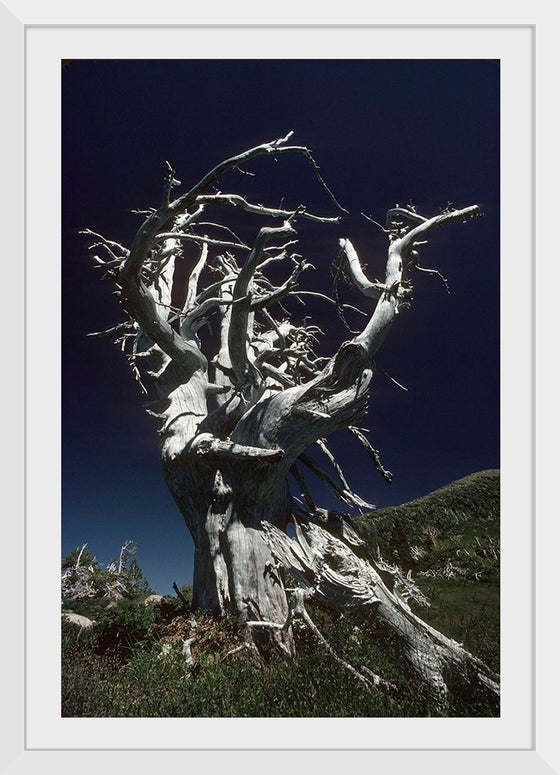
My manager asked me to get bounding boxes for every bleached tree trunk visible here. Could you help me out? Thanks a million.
[86,134,497,706]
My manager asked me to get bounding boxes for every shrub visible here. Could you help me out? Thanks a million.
[94,600,157,657]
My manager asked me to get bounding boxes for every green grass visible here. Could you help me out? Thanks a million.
[412,578,500,673]
[62,613,433,718]
[62,586,498,717]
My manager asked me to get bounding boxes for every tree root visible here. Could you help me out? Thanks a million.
[246,587,395,693]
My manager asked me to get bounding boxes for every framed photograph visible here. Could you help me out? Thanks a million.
[3,3,551,772]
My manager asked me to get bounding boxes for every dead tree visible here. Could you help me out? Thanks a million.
[85,133,498,711]
[61,540,141,600]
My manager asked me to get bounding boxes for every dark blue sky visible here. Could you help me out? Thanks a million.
[62,59,499,594]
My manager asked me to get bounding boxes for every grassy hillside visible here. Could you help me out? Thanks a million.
[356,469,500,582]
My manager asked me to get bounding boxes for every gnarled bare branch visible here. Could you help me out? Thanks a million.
[228,220,297,385]
[337,238,386,300]
[299,451,375,511]
[348,426,393,484]
[191,432,284,463]
[197,193,340,224]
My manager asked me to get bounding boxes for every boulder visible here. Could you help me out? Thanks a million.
[62,612,95,628]
[144,594,163,607]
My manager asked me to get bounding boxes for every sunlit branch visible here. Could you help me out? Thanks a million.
[184,243,209,313]
[228,220,296,384]
[191,432,284,463]
[196,193,340,224]
[169,131,347,217]
[152,231,250,253]
[348,426,393,484]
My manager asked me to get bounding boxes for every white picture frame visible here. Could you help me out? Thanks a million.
[2,2,553,772]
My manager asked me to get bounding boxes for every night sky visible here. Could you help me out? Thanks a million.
[62,59,499,594]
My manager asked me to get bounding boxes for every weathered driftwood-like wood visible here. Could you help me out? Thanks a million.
[88,133,494,707]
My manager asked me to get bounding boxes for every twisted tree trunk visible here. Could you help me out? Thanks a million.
[86,134,497,709]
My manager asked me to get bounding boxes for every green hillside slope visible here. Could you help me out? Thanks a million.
[356,469,500,582]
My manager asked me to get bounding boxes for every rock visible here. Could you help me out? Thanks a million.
[106,601,118,610]
[62,613,95,628]
[144,594,163,606]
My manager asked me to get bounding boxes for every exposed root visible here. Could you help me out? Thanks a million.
[246,587,394,694]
